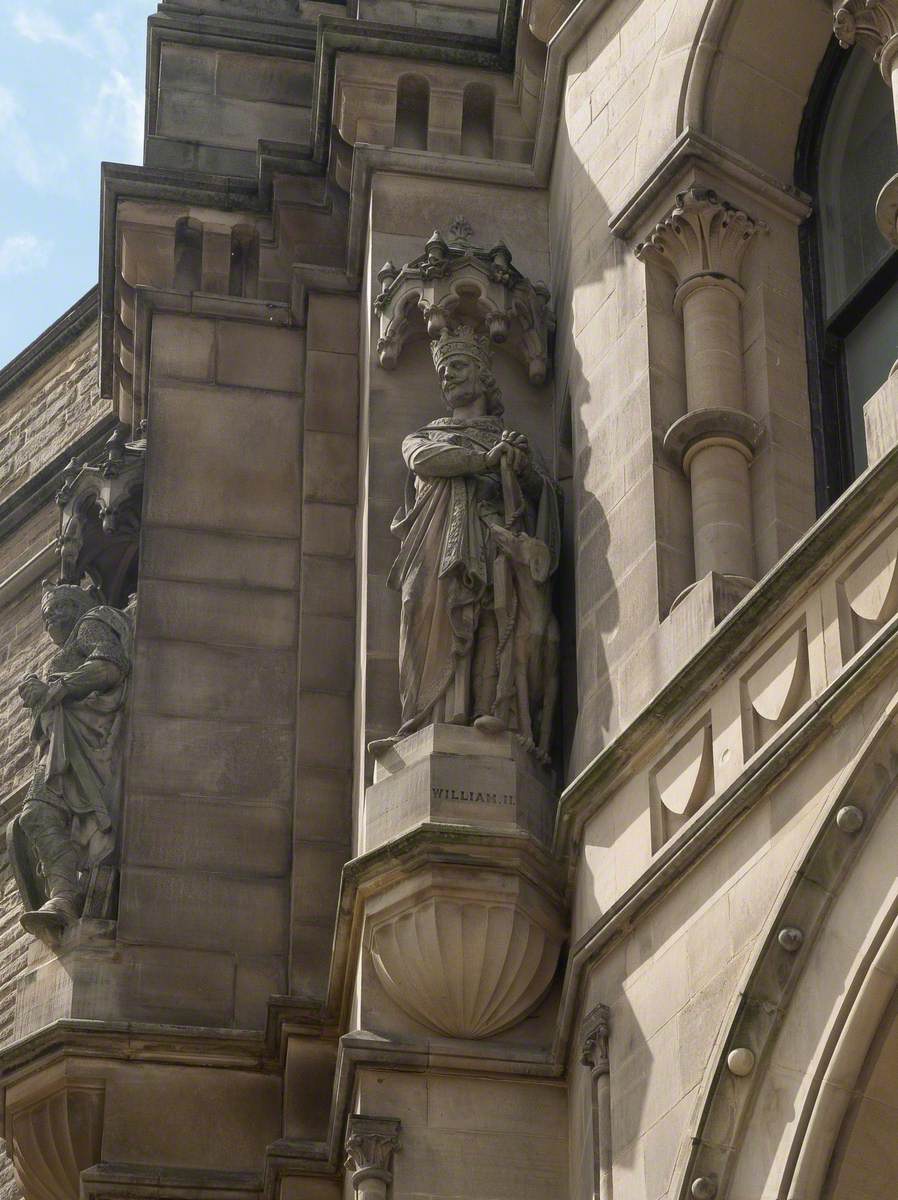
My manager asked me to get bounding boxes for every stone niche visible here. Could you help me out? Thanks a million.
[356,185,563,1044]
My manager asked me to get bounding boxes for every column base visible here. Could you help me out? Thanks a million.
[670,571,755,621]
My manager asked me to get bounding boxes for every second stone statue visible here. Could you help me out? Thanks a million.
[370,325,561,765]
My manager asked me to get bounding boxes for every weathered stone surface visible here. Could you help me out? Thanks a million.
[140,527,300,592]
[144,383,301,536]
[365,724,556,851]
[136,578,298,649]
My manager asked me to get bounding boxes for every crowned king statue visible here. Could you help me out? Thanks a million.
[371,325,561,763]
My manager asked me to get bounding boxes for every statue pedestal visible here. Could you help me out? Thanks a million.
[356,725,564,1041]
[365,723,555,854]
[12,919,118,1042]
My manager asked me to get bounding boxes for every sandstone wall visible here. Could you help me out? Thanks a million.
[0,314,110,1198]
[0,328,106,504]
[549,0,830,773]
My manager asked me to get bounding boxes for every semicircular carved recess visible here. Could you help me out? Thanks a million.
[371,897,562,1039]
[745,627,809,724]
[668,690,898,1200]
[10,1082,104,1200]
[655,724,713,817]
[843,528,898,625]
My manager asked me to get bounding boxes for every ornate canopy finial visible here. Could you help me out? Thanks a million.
[448,216,474,243]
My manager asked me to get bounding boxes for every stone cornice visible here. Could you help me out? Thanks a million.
[0,1018,274,1101]
[608,131,811,241]
[83,1162,263,1200]
[0,288,98,399]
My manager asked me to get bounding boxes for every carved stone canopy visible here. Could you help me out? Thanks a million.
[56,424,145,608]
[374,221,554,383]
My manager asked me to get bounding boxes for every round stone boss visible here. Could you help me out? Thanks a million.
[726,1046,756,1076]
[691,1177,718,1200]
[778,926,804,952]
[836,804,865,833]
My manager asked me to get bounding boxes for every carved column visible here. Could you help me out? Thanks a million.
[582,1004,612,1200]
[345,1115,401,1200]
[835,3,898,252]
[637,188,765,600]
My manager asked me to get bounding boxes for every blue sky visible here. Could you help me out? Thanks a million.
[0,2,155,368]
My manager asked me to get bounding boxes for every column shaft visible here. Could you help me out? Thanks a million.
[680,281,744,414]
[688,442,754,581]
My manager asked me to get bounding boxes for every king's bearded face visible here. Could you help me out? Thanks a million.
[438,352,483,409]
[42,600,78,647]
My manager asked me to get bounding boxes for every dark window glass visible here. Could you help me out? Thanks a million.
[800,44,898,502]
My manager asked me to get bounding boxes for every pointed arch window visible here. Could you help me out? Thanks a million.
[800,43,898,506]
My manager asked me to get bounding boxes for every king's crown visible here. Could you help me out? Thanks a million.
[430,325,492,373]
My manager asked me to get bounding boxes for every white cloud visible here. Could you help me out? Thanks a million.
[0,234,52,277]
[83,68,145,162]
[0,86,18,128]
[0,85,67,188]
[12,10,87,53]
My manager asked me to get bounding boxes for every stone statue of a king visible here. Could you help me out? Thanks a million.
[372,326,561,763]
[9,583,133,942]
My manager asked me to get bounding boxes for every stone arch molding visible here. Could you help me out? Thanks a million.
[669,682,898,1200]
[633,0,835,188]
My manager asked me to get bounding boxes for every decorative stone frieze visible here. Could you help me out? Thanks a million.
[637,188,766,605]
[743,626,810,754]
[345,1115,401,1200]
[374,222,554,383]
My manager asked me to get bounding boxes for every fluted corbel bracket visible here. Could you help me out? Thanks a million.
[345,1116,401,1192]
[581,1003,611,1077]
[835,1,898,76]
[635,187,766,299]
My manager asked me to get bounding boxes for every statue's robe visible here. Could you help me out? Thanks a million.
[26,605,132,864]
[388,415,560,737]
